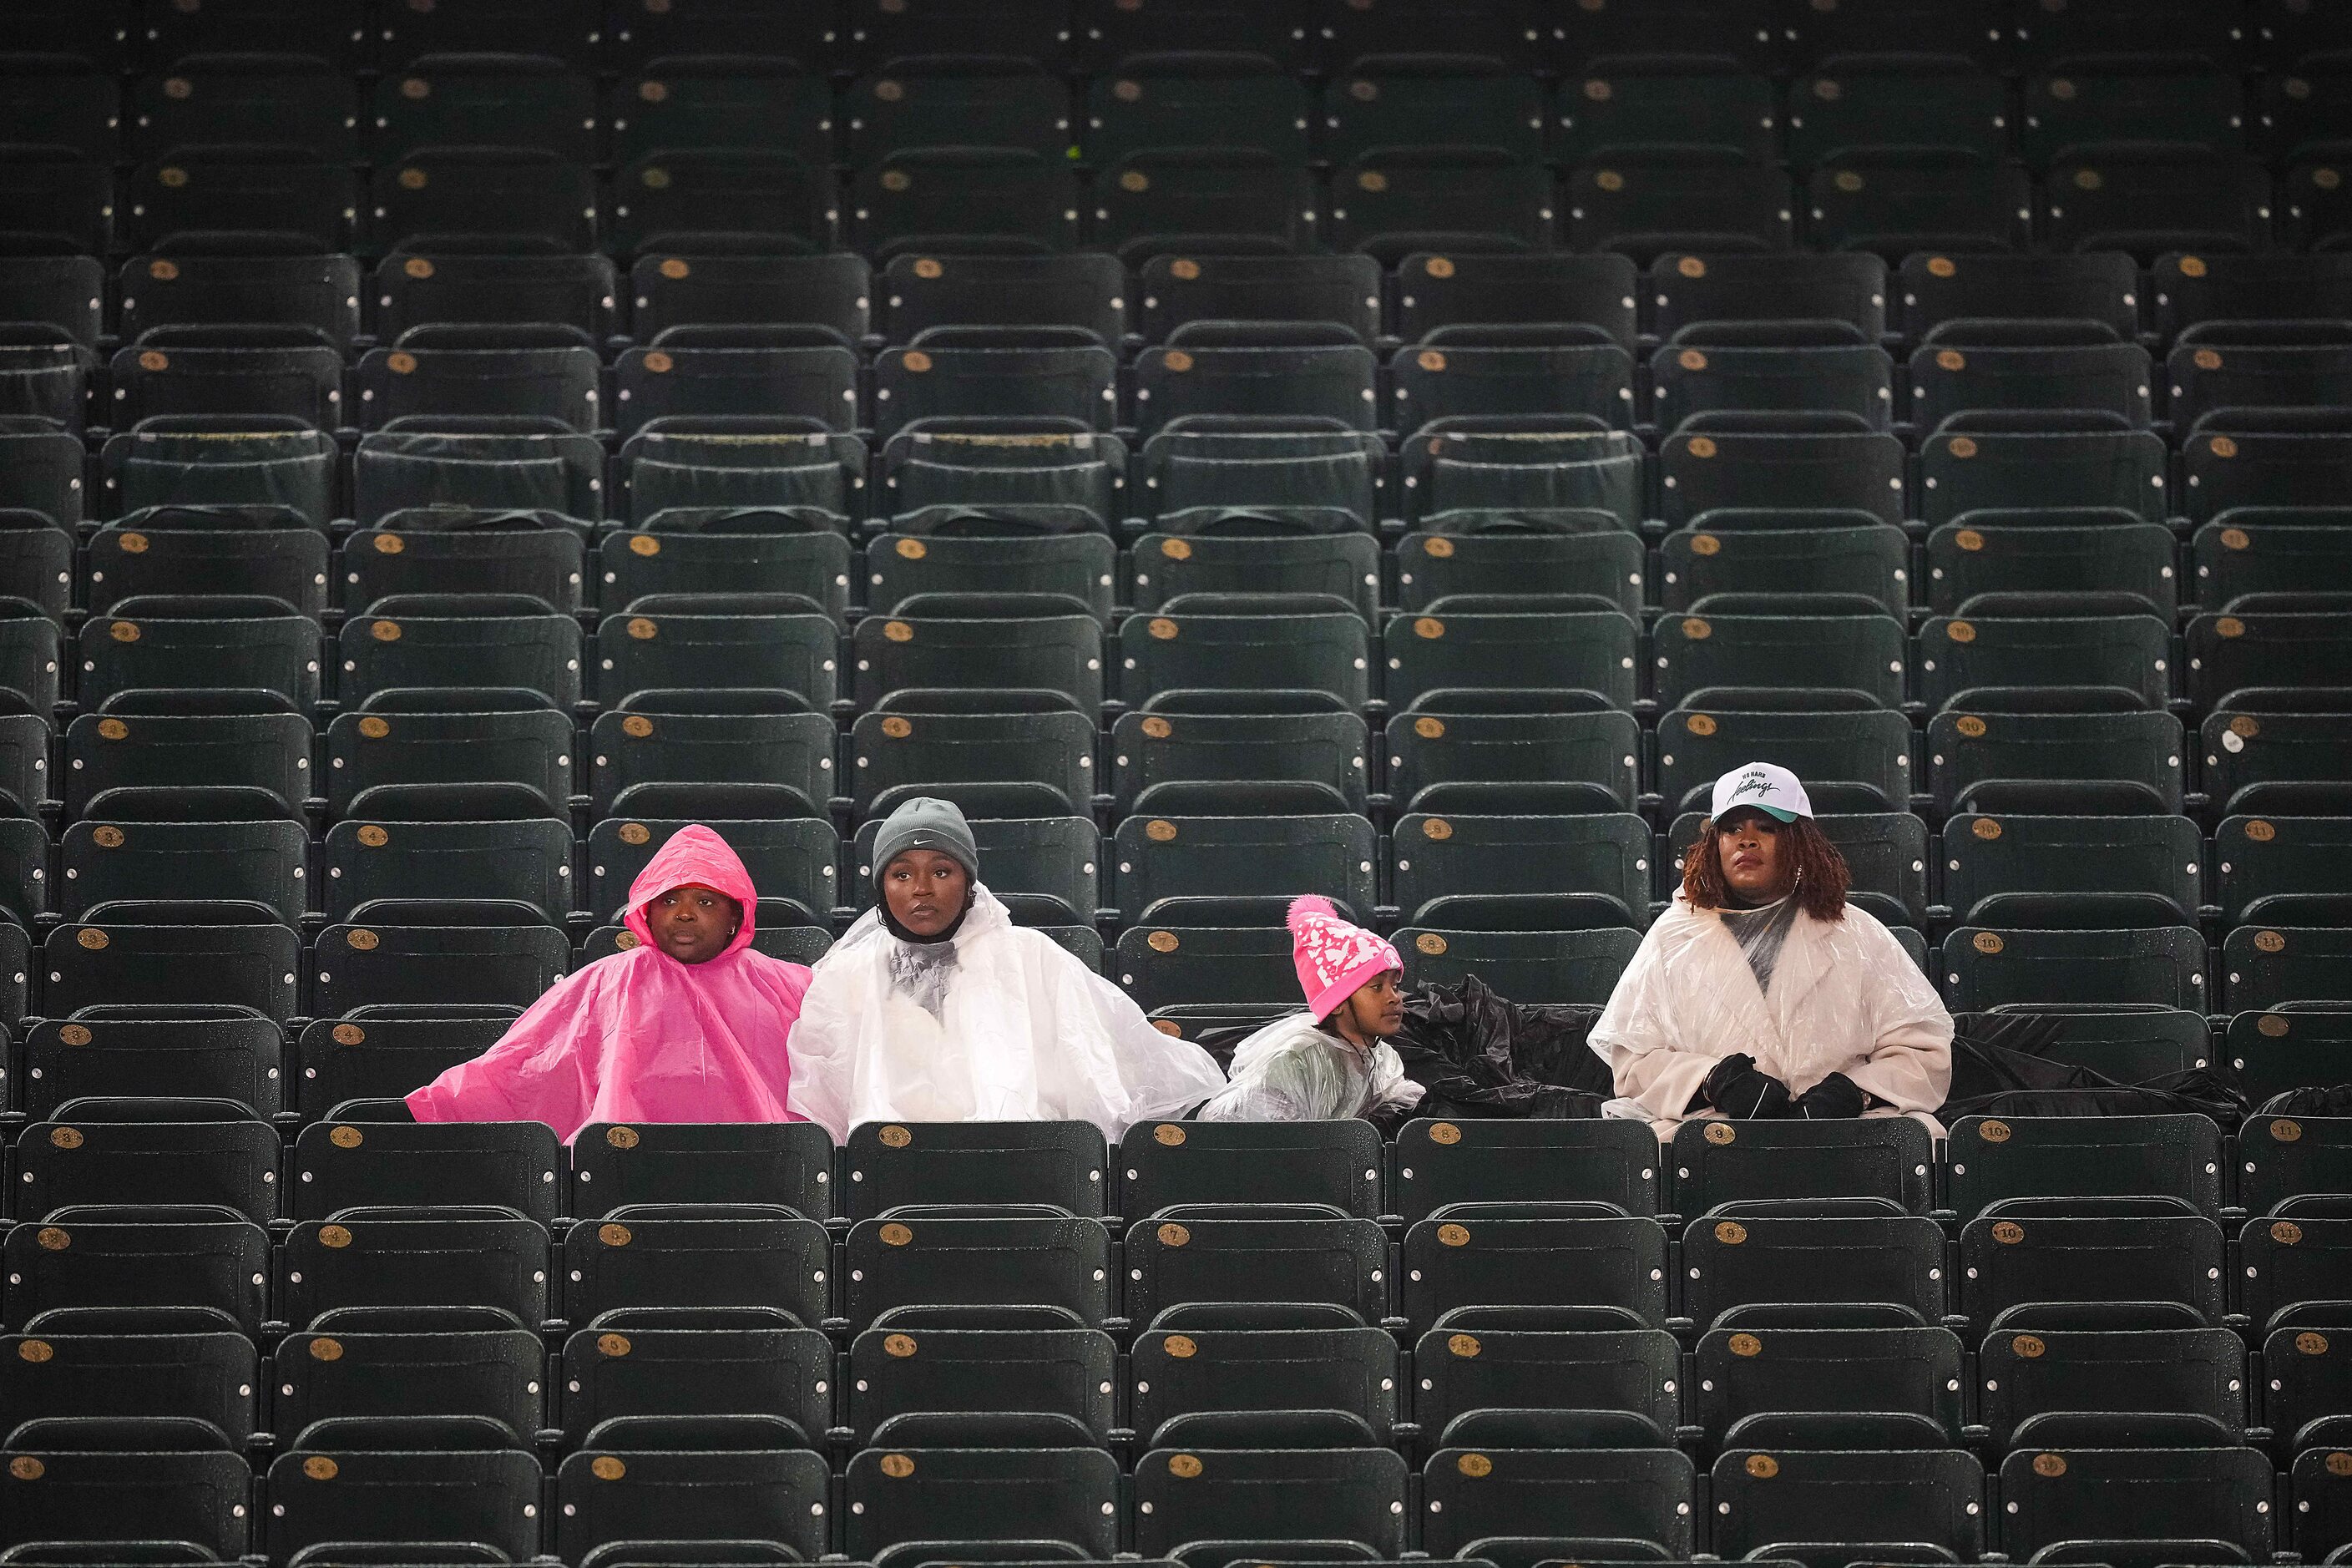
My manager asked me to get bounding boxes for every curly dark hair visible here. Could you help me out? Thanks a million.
[1682,810,1850,923]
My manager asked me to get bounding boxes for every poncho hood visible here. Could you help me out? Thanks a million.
[622,822,759,961]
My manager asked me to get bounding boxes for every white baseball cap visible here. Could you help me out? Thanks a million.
[1712,761,1813,824]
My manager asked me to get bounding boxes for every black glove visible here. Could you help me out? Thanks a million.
[1694,1052,1792,1119]
[1792,1070,1868,1120]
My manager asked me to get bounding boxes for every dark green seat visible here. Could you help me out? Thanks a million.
[557,1322,832,1445]
[843,1120,1110,1220]
[372,53,594,163]
[1393,337,1636,433]
[266,1449,543,1566]
[89,510,329,618]
[2186,610,2352,713]
[841,1214,1111,1331]
[1555,66,1775,164]
[1383,609,1637,711]
[604,527,850,625]
[1941,812,2202,927]
[1136,254,1379,345]
[2215,814,2352,924]
[1120,607,1369,709]
[1929,708,2186,817]
[873,339,1117,440]
[851,148,1080,258]
[1786,61,2008,167]
[326,708,574,820]
[1391,251,1637,348]
[2225,924,2352,1012]
[292,1115,563,1225]
[1996,1446,2274,1563]
[2021,62,2246,167]
[1125,1214,1388,1326]
[841,1447,1120,1561]
[846,1325,1118,1445]
[1806,151,2029,258]
[2193,513,2352,612]
[1566,154,1793,260]
[609,149,827,259]
[59,817,307,923]
[629,252,869,343]
[556,1446,829,1565]
[1326,58,1546,164]
[269,1325,544,1450]
[2043,148,2269,259]
[1696,1324,1965,1445]
[1901,250,2141,342]
[79,599,312,713]
[13,1114,282,1225]
[344,514,583,617]
[1110,709,1368,816]
[1093,149,1316,261]
[1118,1117,1384,1218]
[310,921,572,1017]
[1386,706,1640,814]
[1928,517,2177,617]
[1328,149,1555,261]
[851,708,1095,817]
[1397,526,1642,615]
[21,1011,282,1121]
[340,607,581,710]
[843,59,1069,165]
[2239,1111,2352,1220]
[1083,58,1310,166]
[1394,1117,1661,1222]
[1918,613,2172,712]
[1654,610,1908,710]
[43,920,300,1022]
[295,1014,511,1125]
[1391,811,1648,927]
[277,1211,548,1330]
[1412,1326,1679,1451]
[1424,1447,1696,1559]
[1,1451,253,1561]
[3,1212,270,1334]
[1132,535,1381,620]
[1672,1115,1936,1214]
[321,817,576,925]
[1132,1447,1408,1558]
[1712,1449,1983,1562]
[590,709,837,820]
[2201,706,2352,817]
[1651,337,1894,432]
[1920,418,2170,526]
[564,1209,828,1328]
[1943,924,2208,1012]
[1403,1212,1669,1333]
[1943,1112,2224,1217]
[1660,522,1909,616]
[1976,1325,2244,1451]
[610,59,834,169]
[1112,812,1378,924]
[2227,1005,2352,1106]
[868,534,1115,623]
[571,1120,834,1219]
[1656,420,1909,531]
[853,610,1103,711]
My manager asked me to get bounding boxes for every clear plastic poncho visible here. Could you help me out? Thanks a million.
[1589,893,1953,1140]
[1196,1009,1425,1123]
[784,883,1229,1140]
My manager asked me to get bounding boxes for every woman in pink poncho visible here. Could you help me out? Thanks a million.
[406,825,811,1141]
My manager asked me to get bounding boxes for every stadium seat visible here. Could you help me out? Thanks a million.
[1978,1321,2248,1450]
[1928,513,2177,618]
[3,1211,270,1334]
[1807,151,2030,257]
[270,1323,546,1450]
[1658,419,1904,529]
[1083,54,1312,167]
[266,1449,545,1566]
[0,1449,253,1560]
[1660,518,1908,617]
[1710,1448,1985,1561]
[1394,1117,1661,1222]
[1945,1115,2224,1216]
[1120,604,1370,709]
[1942,812,2202,928]
[1412,1318,1680,1444]
[610,150,830,256]
[2239,1214,2352,1337]
[564,1207,829,1329]
[1421,1444,1696,1558]
[369,148,596,255]
[555,1444,831,1564]
[0,1320,259,1445]
[1928,708,2187,817]
[1959,1207,2228,1332]
[1394,332,1636,432]
[371,53,595,164]
[13,1107,282,1224]
[632,252,870,345]
[2240,1111,2352,1218]
[2045,148,2271,258]
[853,148,1080,258]
[21,1010,282,1122]
[359,419,607,524]
[295,1012,511,1123]
[1695,1323,1965,1447]
[847,1322,1117,1444]
[1128,1321,1397,1444]
[1671,1116,1935,1214]
[610,58,835,171]
[1330,149,1554,260]
[1112,812,1378,925]
[1681,1211,1946,1329]
[1390,811,1649,928]
[1116,922,1292,1011]
[558,1318,832,1444]
[841,1446,1120,1560]
[841,1212,1111,1330]
[1998,1445,2276,1561]
[1110,708,1368,816]
[571,1120,833,1220]
[842,1121,1108,1220]
[1403,1211,1670,1333]
[58,817,306,923]
[1120,1118,1383,1220]
[1133,1446,1408,1556]
[1657,706,1913,816]
[2226,1006,2352,1106]
[1568,154,1792,260]
[1787,58,2008,166]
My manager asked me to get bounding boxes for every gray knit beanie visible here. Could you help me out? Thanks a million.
[871,796,980,893]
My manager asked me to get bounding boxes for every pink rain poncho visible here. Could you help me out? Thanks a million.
[406,825,812,1141]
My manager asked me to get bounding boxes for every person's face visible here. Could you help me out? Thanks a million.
[1335,969,1405,1044]
[883,848,969,936]
[1715,808,1791,899]
[650,883,741,964]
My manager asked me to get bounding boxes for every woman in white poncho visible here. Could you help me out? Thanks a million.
[785,797,1228,1139]
[1591,762,1953,1141]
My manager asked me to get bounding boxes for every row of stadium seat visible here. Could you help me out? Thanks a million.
[0,598,2328,713]
[31,321,2352,437]
[28,53,2352,173]
[17,250,2352,353]
[18,140,2352,259]
[4,1435,2340,1565]
[8,0,2333,73]
[0,1103,2344,1222]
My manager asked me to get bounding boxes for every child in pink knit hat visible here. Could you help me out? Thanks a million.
[1196,897,1424,1122]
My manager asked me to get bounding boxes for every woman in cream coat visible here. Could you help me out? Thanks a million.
[1591,762,1952,1141]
